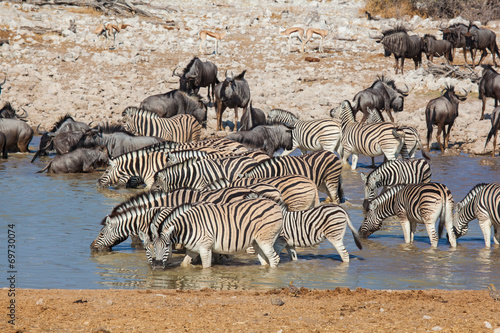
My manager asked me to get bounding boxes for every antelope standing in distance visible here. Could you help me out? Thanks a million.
[199,27,229,55]
[279,26,305,53]
[94,21,131,49]
[301,27,328,53]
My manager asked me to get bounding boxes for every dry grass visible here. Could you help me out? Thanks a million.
[362,0,420,19]
[66,6,102,17]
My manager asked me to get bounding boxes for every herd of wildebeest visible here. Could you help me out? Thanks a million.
[0,20,499,269]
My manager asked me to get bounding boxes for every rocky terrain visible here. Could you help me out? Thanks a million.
[0,0,499,156]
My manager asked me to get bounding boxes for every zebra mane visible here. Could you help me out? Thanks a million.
[50,113,75,132]
[110,147,164,164]
[111,190,164,214]
[458,183,490,207]
[267,109,299,125]
[205,177,231,190]
[122,107,159,118]
[98,122,134,136]
[373,184,405,204]
[155,203,194,238]
[365,159,399,180]
[101,205,151,225]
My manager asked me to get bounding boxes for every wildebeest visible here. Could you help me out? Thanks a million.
[172,57,219,102]
[464,24,500,68]
[352,75,409,122]
[441,23,469,64]
[375,26,423,75]
[0,102,28,120]
[215,70,251,131]
[478,65,500,120]
[0,131,7,158]
[226,124,294,157]
[0,118,33,152]
[484,106,500,157]
[422,34,453,64]
[0,75,6,96]
[33,114,91,162]
[139,90,207,127]
[51,129,101,155]
[425,85,468,152]
[37,146,109,173]
[239,101,266,131]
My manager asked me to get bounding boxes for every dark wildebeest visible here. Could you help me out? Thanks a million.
[375,26,424,75]
[94,123,164,158]
[352,75,409,123]
[464,24,500,68]
[0,118,33,152]
[441,23,469,64]
[484,106,500,157]
[239,101,266,131]
[226,124,294,157]
[478,65,500,120]
[214,70,251,131]
[51,129,101,155]
[425,85,468,152]
[139,90,207,127]
[0,102,28,120]
[0,131,7,158]
[173,57,219,102]
[33,114,91,162]
[37,146,109,173]
[422,34,453,64]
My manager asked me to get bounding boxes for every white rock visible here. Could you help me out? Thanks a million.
[485,322,493,329]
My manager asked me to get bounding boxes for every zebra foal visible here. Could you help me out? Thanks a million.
[122,107,201,142]
[267,109,342,156]
[274,204,362,263]
[139,198,284,269]
[360,158,432,209]
[453,183,500,248]
[242,150,344,204]
[359,182,457,247]
[331,100,405,170]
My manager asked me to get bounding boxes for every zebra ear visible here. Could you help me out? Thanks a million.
[360,172,367,182]
[164,225,175,238]
[138,230,149,243]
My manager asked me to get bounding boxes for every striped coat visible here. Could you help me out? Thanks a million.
[122,107,201,142]
[359,182,457,247]
[140,198,284,268]
[453,183,500,248]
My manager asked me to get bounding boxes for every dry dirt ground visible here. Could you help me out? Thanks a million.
[2,288,500,332]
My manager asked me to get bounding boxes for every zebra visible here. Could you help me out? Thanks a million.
[122,107,201,142]
[92,185,282,251]
[359,158,432,209]
[274,203,362,263]
[242,150,344,204]
[141,137,250,156]
[152,155,259,192]
[453,183,500,248]
[267,109,342,156]
[331,100,405,170]
[365,107,430,160]
[97,150,171,188]
[267,108,300,125]
[139,198,284,269]
[359,182,457,247]
[205,175,320,211]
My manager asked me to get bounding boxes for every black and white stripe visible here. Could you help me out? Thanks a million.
[140,198,284,268]
[359,182,457,247]
[274,204,362,262]
[243,150,344,204]
[122,107,201,142]
[453,183,500,248]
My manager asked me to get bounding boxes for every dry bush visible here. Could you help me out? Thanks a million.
[362,0,420,19]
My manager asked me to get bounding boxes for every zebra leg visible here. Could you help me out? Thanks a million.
[273,236,288,258]
[424,220,439,247]
[478,217,493,248]
[287,246,298,261]
[327,236,349,263]
[351,153,359,170]
[180,250,198,267]
[254,240,280,267]
[399,218,412,244]
[198,247,213,268]
[493,224,499,245]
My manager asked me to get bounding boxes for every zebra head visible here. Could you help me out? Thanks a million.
[452,201,469,239]
[90,215,126,251]
[360,172,380,209]
[97,160,128,188]
[358,200,383,238]
[151,171,168,192]
[139,226,173,270]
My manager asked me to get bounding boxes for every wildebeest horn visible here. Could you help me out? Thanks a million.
[368,32,383,41]
[441,88,446,96]
[0,75,6,87]
[36,124,48,135]
[17,107,28,118]
[400,84,410,96]
[172,66,182,77]
[457,88,468,98]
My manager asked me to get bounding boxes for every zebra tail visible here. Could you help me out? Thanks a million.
[37,162,51,173]
[346,212,363,250]
[438,194,453,240]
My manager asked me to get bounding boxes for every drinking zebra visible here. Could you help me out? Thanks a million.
[453,183,500,248]
[331,100,405,170]
[91,185,282,251]
[267,109,342,156]
[205,175,320,211]
[122,107,201,142]
[142,137,250,156]
[139,198,284,269]
[359,182,457,247]
[242,150,344,204]
[360,158,432,209]
[152,155,259,192]
[274,203,362,262]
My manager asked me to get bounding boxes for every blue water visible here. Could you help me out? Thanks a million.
[0,137,499,290]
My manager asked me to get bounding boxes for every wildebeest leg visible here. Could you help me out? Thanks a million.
[435,124,444,152]
[400,57,405,75]
[481,96,487,120]
[493,127,498,157]
[394,56,399,74]
[216,102,226,131]
[477,49,488,67]
[470,49,476,68]
[444,121,454,150]
[462,48,468,66]
[426,123,433,151]
[233,107,239,131]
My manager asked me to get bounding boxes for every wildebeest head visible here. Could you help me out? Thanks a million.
[220,70,247,103]
[376,75,409,112]
[174,57,203,93]
[441,84,468,103]
[0,102,28,120]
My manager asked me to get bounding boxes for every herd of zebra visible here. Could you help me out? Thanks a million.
[84,91,499,270]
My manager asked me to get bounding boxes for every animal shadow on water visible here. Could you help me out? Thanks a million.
[281,252,360,262]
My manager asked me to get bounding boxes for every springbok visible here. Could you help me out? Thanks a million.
[199,27,229,55]
[94,21,130,49]
[301,28,328,53]
[279,26,304,53]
